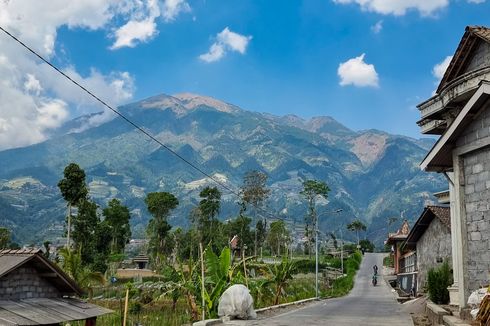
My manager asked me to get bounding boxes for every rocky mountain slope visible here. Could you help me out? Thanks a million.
[0,93,445,245]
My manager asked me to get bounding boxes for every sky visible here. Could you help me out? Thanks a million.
[1,0,490,150]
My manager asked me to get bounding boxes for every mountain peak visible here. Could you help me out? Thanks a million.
[172,93,240,113]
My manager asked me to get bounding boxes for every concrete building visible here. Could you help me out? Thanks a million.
[417,25,490,308]
[404,206,452,294]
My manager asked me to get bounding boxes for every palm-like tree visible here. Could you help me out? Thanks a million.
[58,248,105,298]
[347,219,367,246]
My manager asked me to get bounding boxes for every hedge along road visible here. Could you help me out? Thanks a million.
[228,253,414,326]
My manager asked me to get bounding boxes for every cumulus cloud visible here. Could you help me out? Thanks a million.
[371,20,383,34]
[338,54,379,87]
[332,0,449,16]
[110,0,190,49]
[0,0,140,150]
[199,27,252,63]
[432,55,453,81]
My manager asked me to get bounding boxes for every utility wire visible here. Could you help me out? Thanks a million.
[0,26,241,197]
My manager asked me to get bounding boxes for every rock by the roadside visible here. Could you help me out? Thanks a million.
[218,284,257,320]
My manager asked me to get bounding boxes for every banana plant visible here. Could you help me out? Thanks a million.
[202,246,251,317]
[268,258,297,305]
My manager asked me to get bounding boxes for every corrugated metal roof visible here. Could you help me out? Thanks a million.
[0,298,112,325]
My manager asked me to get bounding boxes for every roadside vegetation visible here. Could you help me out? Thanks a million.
[0,163,369,325]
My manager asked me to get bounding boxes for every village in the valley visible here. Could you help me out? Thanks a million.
[1,2,490,326]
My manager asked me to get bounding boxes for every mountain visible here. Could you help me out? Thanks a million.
[0,93,445,246]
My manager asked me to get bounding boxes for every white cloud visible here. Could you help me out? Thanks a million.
[162,0,191,22]
[338,54,379,87]
[432,55,453,80]
[332,0,449,16]
[0,0,140,150]
[467,0,486,3]
[200,27,252,63]
[110,0,190,49]
[111,18,158,49]
[371,20,383,34]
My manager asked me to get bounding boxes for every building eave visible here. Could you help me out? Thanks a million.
[420,81,490,172]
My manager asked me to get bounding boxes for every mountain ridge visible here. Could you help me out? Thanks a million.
[0,93,445,246]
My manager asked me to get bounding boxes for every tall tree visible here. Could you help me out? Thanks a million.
[103,198,132,253]
[72,199,98,265]
[300,180,330,257]
[241,170,270,256]
[0,227,11,249]
[145,192,179,263]
[196,186,222,253]
[267,220,291,256]
[347,219,367,245]
[58,163,88,248]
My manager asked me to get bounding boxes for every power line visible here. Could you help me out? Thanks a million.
[0,25,241,197]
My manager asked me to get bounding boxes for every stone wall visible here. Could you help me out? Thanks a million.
[0,266,61,299]
[464,41,490,74]
[455,102,490,294]
[416,218,452,291]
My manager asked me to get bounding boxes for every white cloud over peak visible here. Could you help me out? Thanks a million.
[0,0,139,150]
[332,0,449,16]
[338,54,379,87]
[433,55,453,81]
[111,18,158,49]
[199,27,252,63]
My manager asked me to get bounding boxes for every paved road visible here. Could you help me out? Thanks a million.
[230,253,413,326]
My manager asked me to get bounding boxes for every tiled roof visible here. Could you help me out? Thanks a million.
[427,205,451,229]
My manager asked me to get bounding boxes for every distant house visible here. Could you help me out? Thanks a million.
[386,220,410,275]
[417,25,490,308]
[386,220,416,295]
[404,206,452,295]
[0,248,111,325]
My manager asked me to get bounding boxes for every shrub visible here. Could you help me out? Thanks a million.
[427,261,452,304]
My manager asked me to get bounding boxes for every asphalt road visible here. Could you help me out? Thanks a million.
[229,253,413,326]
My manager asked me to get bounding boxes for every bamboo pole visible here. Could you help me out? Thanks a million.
[123,288,129,326]
[242,246,248,288]
[199,242,205,321]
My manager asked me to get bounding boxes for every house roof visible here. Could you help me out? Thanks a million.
[437,26,490,94]
[0,298,112,325]
[0,248,82,296]
[421,81,490,172]
[386,220,410,245]
[404,206,451,249]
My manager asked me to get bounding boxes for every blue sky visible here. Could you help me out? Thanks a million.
[1,0,490,150]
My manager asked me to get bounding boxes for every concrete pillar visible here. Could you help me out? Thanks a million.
[453,154,469,308]
[447,172,459,306]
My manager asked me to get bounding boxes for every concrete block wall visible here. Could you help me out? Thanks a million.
[464,41,490,74]
[416,218,452,291]
[455,103,490,294]
[0,266,61,299]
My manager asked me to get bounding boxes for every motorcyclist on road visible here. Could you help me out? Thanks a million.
[373,264,378,275]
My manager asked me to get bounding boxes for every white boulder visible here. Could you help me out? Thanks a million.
[218,284,257,320]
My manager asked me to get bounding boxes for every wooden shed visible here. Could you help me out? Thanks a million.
[0,248,111,325]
